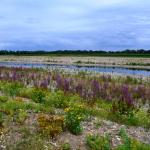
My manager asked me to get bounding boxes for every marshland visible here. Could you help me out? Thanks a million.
[1,0,150,149]
[0,54,150,149]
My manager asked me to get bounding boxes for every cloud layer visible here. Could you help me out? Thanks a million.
[0,0,150,50]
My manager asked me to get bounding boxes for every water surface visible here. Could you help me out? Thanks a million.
[0,61,150,76]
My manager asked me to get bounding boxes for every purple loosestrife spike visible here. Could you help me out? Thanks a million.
[68,78,74,93]
[34,81,38,88]
[40,79,48,89]
[12,71,17,81]
[31,73,35,80]
[122,85,134,106]
[56,75,63,89]
[63,78,70,93]
[103,82,109,90]
[75,83,83,97]
[91,79,100,99]
[137,85,146,99]
[47,75,51,84]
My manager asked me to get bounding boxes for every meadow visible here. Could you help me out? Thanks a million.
[0,66,150,150]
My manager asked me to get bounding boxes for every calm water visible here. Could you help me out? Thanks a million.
[0,61,150,76]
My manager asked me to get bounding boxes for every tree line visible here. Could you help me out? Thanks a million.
[0,49,150,57]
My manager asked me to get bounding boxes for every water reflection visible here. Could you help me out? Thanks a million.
[0,62,150,76]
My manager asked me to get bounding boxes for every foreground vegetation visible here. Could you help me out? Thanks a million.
[0,67,150,149]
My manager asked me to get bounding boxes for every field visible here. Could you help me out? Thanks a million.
[0,64,150,150]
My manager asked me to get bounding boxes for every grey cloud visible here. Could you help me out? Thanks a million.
[0,0,150,50]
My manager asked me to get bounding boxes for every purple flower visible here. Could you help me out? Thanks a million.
[91,79,100,98]
[75,83,83,96]
[40,79,48,89]
[122,85,134,106]
[63,78,70,93]
[56,75,63,89]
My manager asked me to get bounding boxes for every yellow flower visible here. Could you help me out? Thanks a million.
[78,116,82,120]
[64,108,70,112]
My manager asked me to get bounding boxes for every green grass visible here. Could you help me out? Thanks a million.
[86,134,111,150]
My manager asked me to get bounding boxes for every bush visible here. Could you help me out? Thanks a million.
[112,99,136,118]
[46,91,69,108]
[13,109,28,124]
[2,82,23,97]
[31,88,46,103]
[86,134,111,150]
[0,99,31,116]
[118,128,131,150]
[0,95,8,103]
[125,76,138,84]
[65,103,87,135]
[19,88,34,99]
[62,143,71,150]
[47,91,81,108]
[37,114,64,138]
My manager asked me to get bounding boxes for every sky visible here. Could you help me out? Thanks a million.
[0,0,150,51]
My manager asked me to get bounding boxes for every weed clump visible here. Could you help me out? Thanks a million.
[65,103,87,135]
[2,82,23,97]
[0,96,8,103]
[31,88,46,103]
[86,134,111,150]
[37,114,64,138]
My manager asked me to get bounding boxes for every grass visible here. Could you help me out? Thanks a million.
[86,134,111,150]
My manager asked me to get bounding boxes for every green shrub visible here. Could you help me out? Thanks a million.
[111,98,138,126]
[62,143,71,150]
[134,109,150,128]
[109,108,150,128]
[0,98,32,116]
[31,88,46,103]
[46,91,68,108]
[112,99,136,117]
[47,91,81,108]
[0,95,8,103]
[86,134,111,150]
[13,109,28,124]
[19,88,34,99]
[65,103,87,135]
[125,76,138,84]
[2,82,23,97]
[118,128,131,149]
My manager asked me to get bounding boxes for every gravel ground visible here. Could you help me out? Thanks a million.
[54,118,150,150]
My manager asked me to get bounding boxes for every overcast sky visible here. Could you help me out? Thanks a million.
[0,0,150,51]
